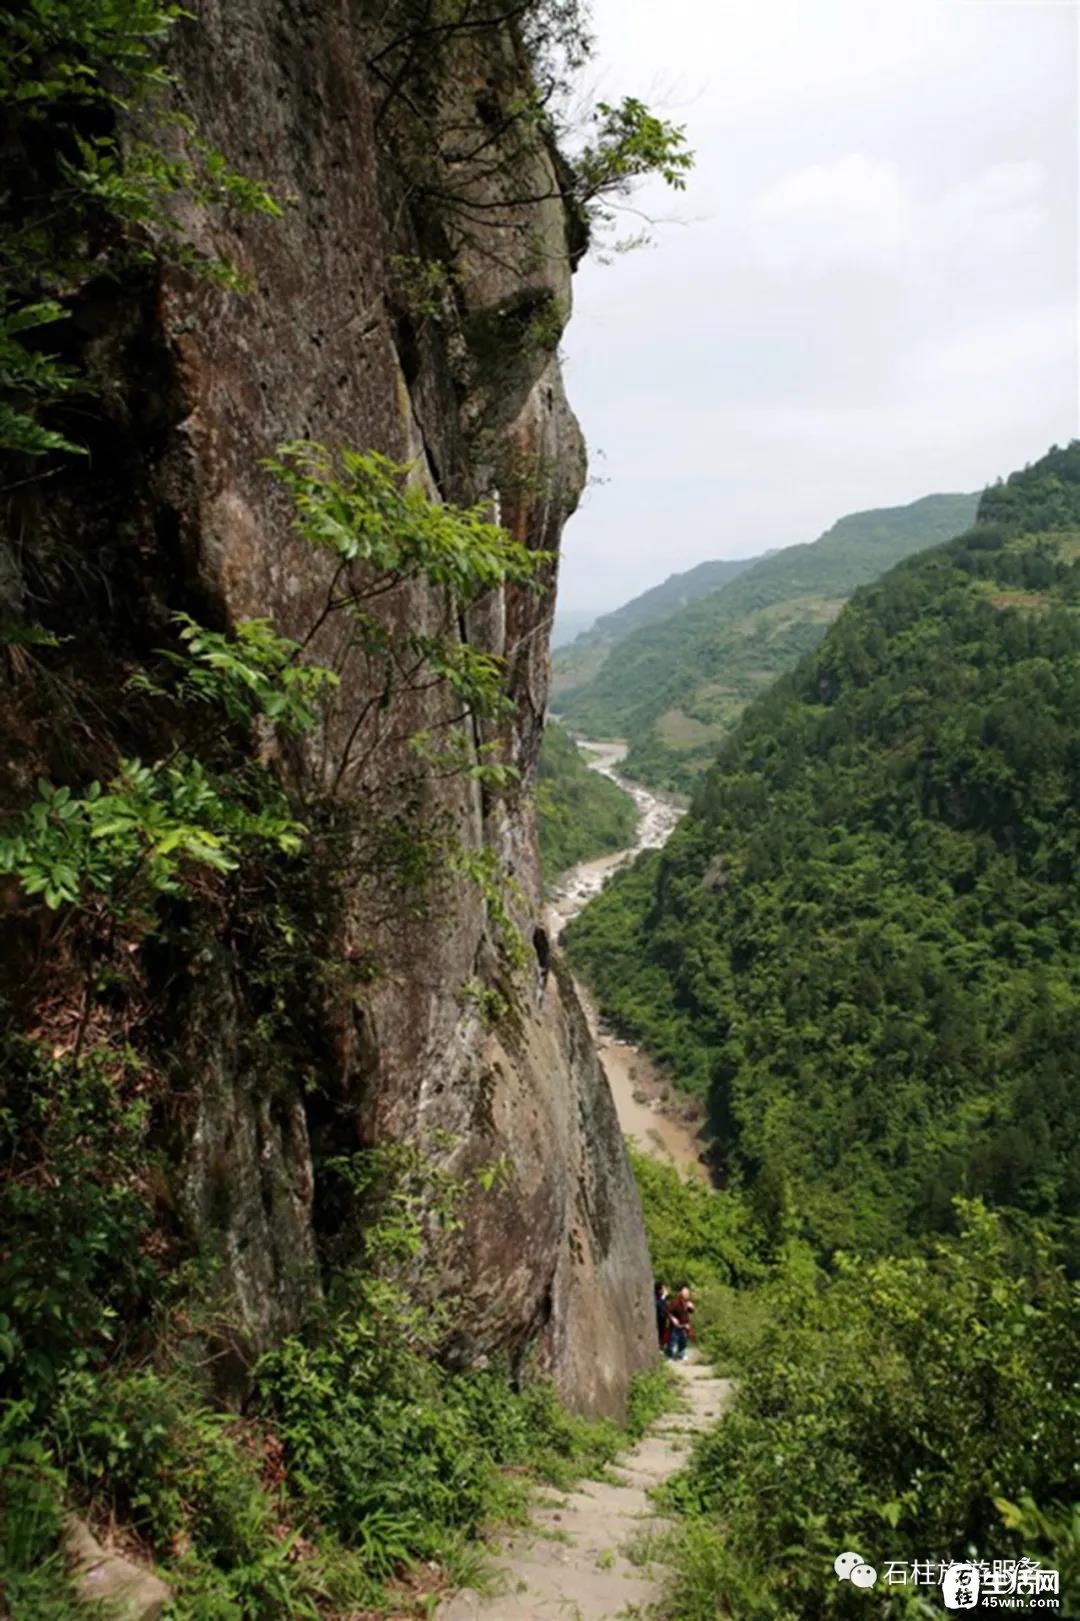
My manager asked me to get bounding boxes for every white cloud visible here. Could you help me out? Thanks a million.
[752,154,911,275]
[747,154,1051,284]
[905,305,1075,388]
[927,161,1049,257]
[947,160,1045,218]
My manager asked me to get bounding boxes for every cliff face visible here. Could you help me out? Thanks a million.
[1,3,652,1413]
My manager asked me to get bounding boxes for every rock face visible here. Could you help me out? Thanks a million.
[64,1519,171,1620]
[7,2,652,1412]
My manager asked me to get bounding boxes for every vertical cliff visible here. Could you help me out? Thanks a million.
[0,0,653,1418]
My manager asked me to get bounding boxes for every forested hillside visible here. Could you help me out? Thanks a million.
[535,722,637,879]
[551,555,756,702]
[565,448,1080,1253]
[557,491,977,787]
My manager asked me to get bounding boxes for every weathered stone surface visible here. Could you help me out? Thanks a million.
[414,952,653,1417]
[64,1518,171,1620]
[5,1,653,1415]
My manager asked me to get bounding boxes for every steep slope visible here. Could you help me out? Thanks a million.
[558,492,978,787]
[565,444,1080,1254]
[551,555,757,702]
[535,721,637,880]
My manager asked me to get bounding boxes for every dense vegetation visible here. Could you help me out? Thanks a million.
[572,444,1080,1615]
[0,442,615,1616]
[551,554,755,700]
[2,1110,672,1619]
[7,0,1077,1614]
[535,721,637,879]
[633,1157,1079,1619]
[556,492,977,789]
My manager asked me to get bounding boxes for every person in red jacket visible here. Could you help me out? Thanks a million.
[665,1284,694,1361]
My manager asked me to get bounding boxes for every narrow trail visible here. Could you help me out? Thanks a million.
[441,1358,733,1620]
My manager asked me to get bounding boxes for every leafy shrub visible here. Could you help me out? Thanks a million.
[259,1325,673,1562]
[0,0,280,457]
[659,1205,1080,1619]
[623,1362,677,1439]
[630,1149,763,1290]
[0,1414,79,1621]
[258,1332,493,1554]
[255,1147,674,1562]
[54,1370,261,1559]
[48,1365,370,1618]
[0,1041,155,1412]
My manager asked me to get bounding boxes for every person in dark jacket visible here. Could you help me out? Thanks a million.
[654,1281,670,1350]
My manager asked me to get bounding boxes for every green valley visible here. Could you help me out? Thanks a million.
[551,556,757,705]
[1,0,1075,1614]
[556,491,978,790]
[565,447,1080,1251]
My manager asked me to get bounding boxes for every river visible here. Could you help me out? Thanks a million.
[546,741,708,1180]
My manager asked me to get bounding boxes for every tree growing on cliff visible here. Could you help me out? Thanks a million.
[0,441,547,1028]
[369,0,692,282]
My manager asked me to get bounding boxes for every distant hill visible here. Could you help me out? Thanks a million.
[551,607,600,648]
[555,492,980,789]
[551,556,758,703]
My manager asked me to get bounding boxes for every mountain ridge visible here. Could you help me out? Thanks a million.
[555,490,979,786]
[552,555,759,703]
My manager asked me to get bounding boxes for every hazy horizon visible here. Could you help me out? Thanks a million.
[556,0,1079,614]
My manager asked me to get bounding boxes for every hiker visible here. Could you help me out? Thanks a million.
[654,1281,670,1350]
[665,1284,694,1361]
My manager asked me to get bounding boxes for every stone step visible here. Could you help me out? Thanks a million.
[437,1360,735,1619]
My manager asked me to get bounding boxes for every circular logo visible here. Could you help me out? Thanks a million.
[851,1563,878,1589]
[834,1551,865,1580]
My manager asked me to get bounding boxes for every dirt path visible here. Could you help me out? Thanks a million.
[546,742,706,1180]
[439,1358,732,1620]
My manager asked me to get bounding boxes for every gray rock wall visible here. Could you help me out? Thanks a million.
[129,0,655,1414]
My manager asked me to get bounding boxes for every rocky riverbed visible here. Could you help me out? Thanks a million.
[546,742,707,1179]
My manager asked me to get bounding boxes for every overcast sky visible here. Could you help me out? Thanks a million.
[556,0,1079,613]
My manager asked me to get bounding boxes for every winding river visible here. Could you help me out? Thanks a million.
[546,742,708,1179]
